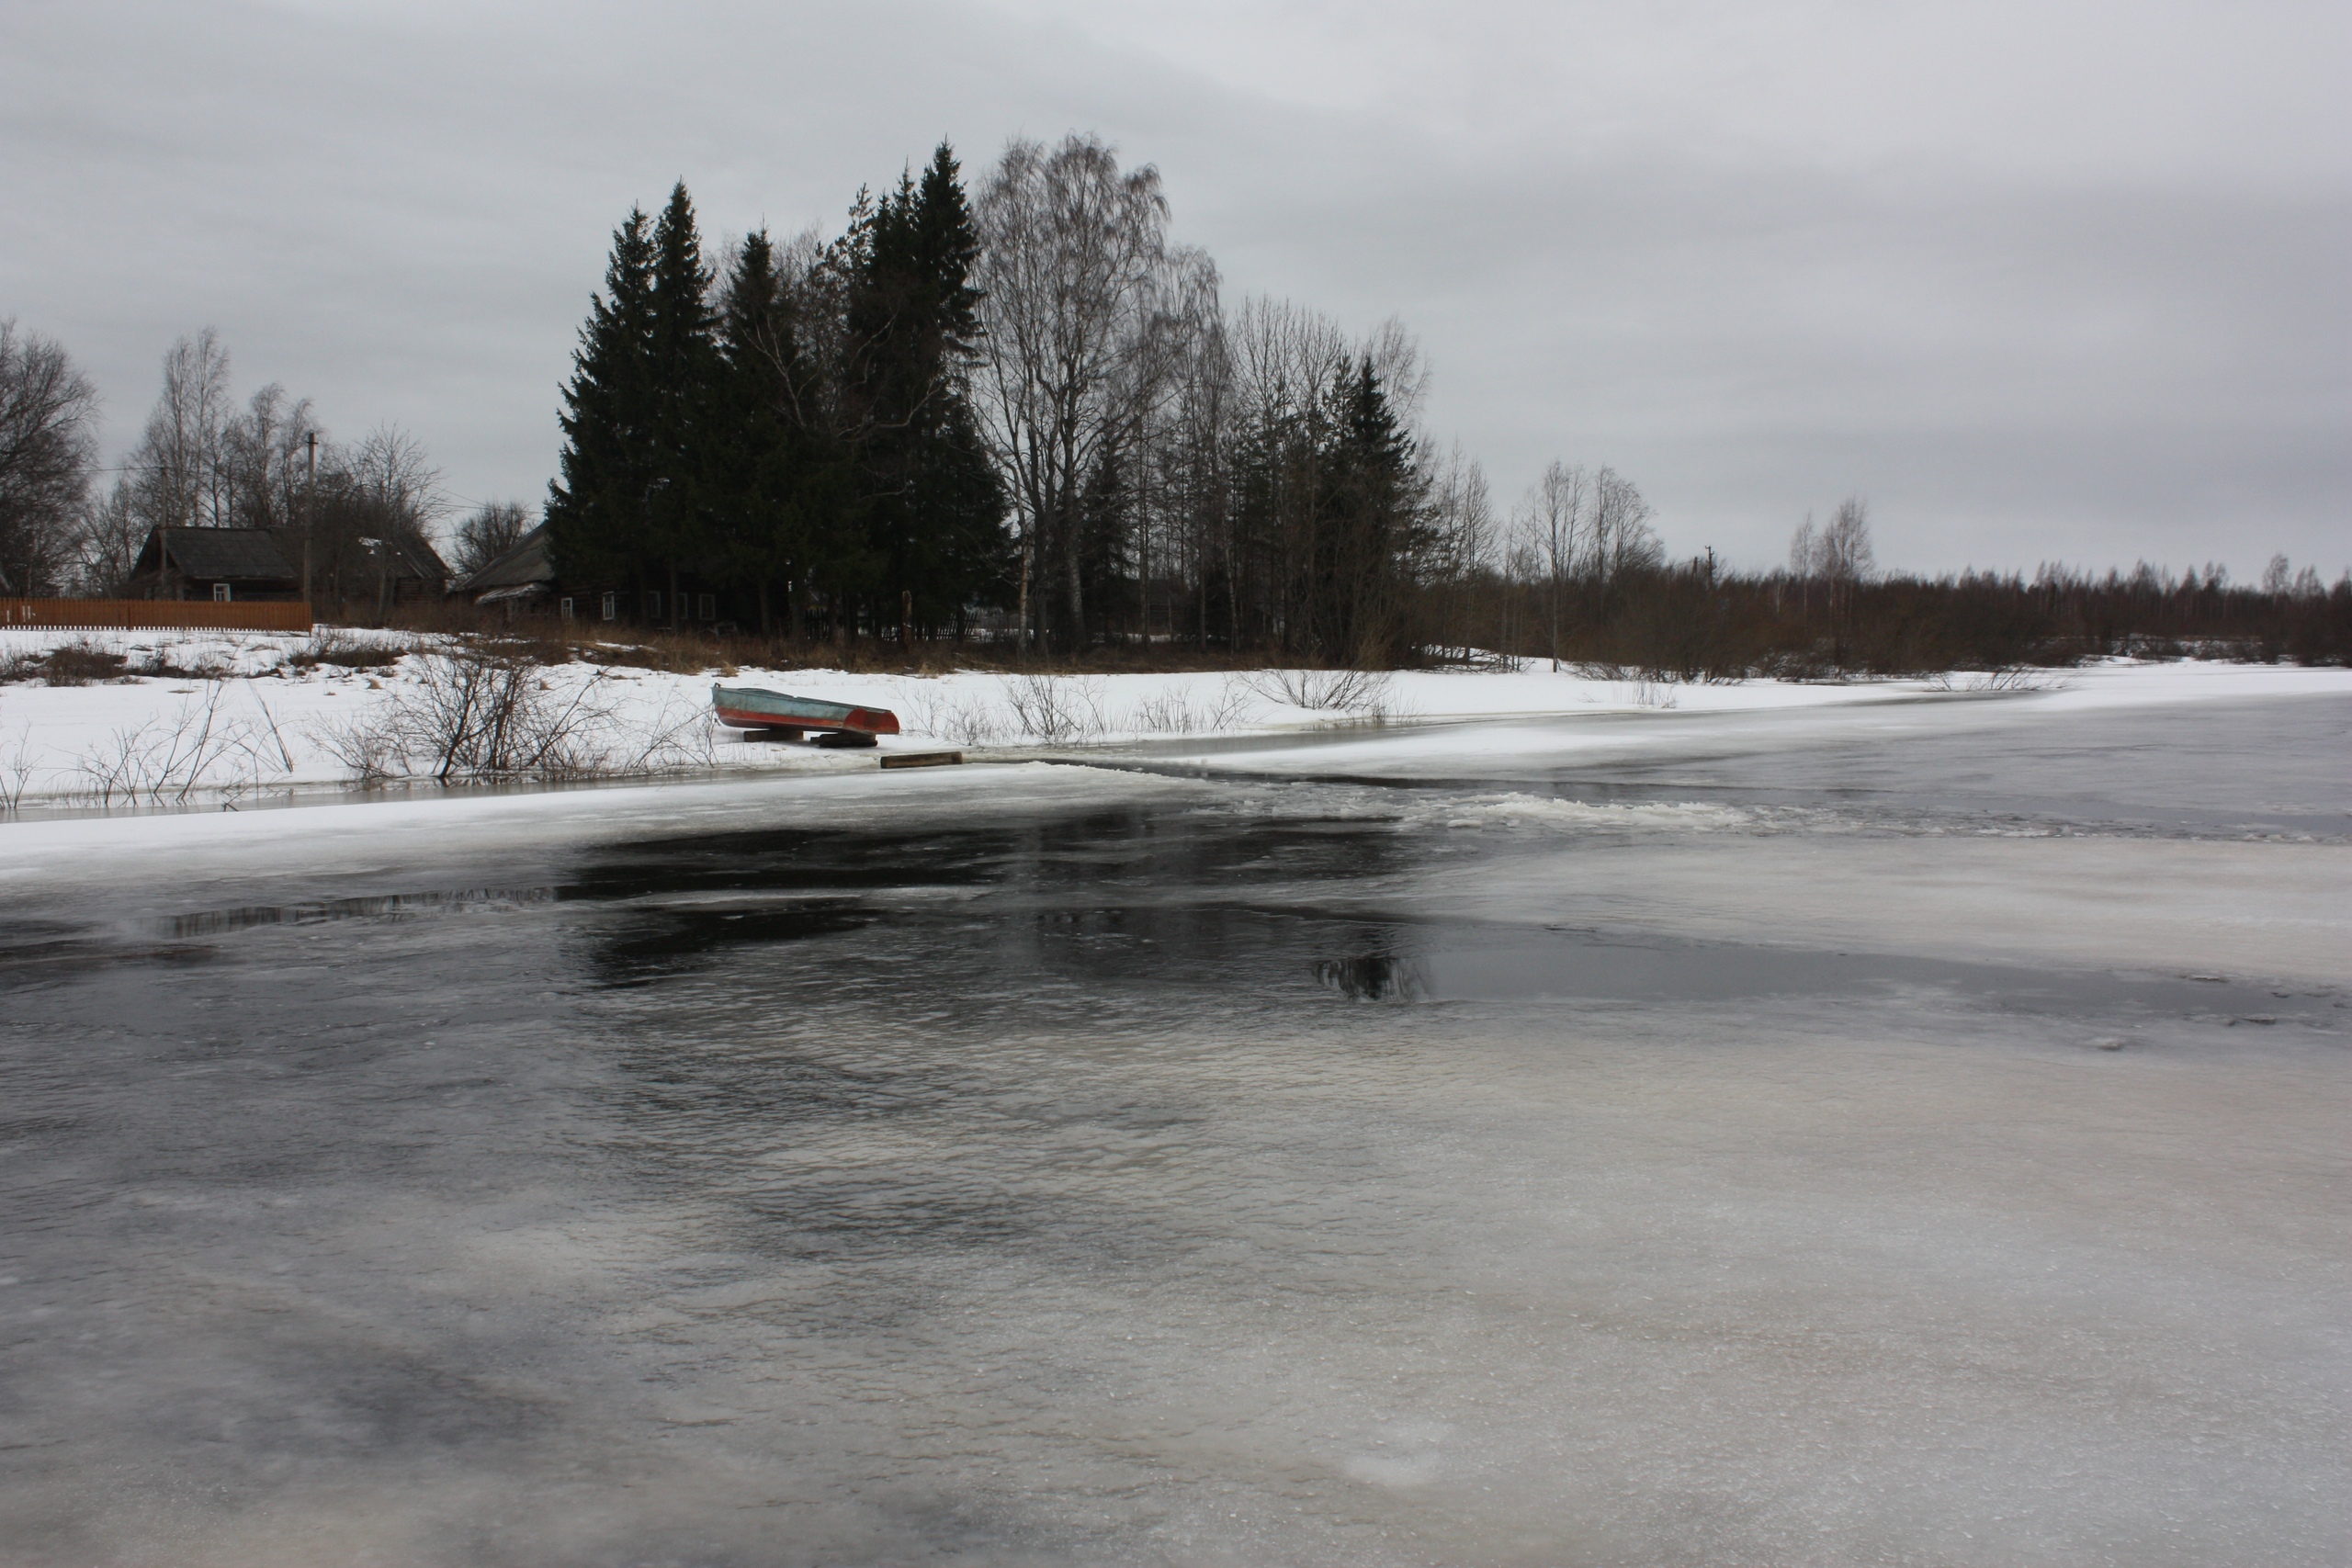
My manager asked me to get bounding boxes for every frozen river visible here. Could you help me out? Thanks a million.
[3,688,2346,1565]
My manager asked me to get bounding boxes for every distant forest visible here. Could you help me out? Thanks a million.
[2,131,2346,670]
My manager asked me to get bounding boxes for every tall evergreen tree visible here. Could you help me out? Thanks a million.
[553,160,1005,640]
[547,208,657,592]
[644,183,718,627]
[848,144,1008,639]
[708,228,836,634]
[1321,356,1420,661]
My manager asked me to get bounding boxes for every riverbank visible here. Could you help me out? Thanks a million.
[4,625,2349,816]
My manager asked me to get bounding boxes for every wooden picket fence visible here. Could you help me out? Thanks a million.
[0,599,315,633]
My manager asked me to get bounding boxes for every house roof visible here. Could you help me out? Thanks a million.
[369,534,447,581]
[458,523,554,593]
[153,528,294,581]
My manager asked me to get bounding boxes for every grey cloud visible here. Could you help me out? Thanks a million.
[3,0,2340,573]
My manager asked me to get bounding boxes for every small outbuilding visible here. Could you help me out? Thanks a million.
[131,528,300,602]
[356,534,449,607]
[453,523,557,614]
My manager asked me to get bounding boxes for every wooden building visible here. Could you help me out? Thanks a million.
[454,523,557,615]
[130,528,300,603]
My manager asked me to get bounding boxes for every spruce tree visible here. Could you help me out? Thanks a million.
[644,183,718,627]
[847,144,1007,642]
[709,228,831,635]
[1326,357,1420,661]
[547,208,658,592]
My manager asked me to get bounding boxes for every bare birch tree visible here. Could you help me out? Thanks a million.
[129,329,234,532]
[220,384,318,532]
[1589,466,1660,590]
[1522,460,1589,670]
[73,481,146,596]
[973,133,1198,649]
[1818,495,1874,585]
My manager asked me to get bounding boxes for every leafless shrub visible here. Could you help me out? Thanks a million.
[247,689,298,773]
[1924,666,2063,694]
[1632,677,1679,710]
[616,687,717,775]
[895,682,1006,746]
[1002,673,1105,743]
[0,724,36,812]
[389,651,616,780]
[1241,668,1395,715]
[73,684,285,806]
[312,651,718,785]
[0,646,45,684]
[1124,682,1250,735]
[312,715,403,784]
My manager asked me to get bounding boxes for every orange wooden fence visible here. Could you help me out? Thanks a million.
[0,599,315,633]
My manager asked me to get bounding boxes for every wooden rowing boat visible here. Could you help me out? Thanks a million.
[710,683,900,745]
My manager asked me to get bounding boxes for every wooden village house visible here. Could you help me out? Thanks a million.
[130,528,300,603]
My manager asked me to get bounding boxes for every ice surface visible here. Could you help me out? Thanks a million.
[1,679,2346,1565]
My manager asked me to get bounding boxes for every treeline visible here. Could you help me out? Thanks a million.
[553,135,2344,672]
[547,136,1480,660]
[0,318,535,608]
[1454,532,2352,676]
[548,148,1008,641]
[8,127,2345,671]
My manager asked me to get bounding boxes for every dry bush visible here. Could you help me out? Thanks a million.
[1002,673,1105,743]
[312,715,404,784]
[893,682,1006,746]
[1123,680,1253,736]
[287,629,406,672]
[576,629,729,674]
[74,684,287,807]
[313,649,712,784]
[1922,666,2064,694]
[125,641,235,682]
[390,652,613,780]
[0,725,35,812]
[37,639,128,686]
[1241,667,1395,715]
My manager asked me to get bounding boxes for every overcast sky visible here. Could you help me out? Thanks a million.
[5,0,2344,575]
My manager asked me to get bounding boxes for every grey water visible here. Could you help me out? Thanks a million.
[2,694,2346,1565]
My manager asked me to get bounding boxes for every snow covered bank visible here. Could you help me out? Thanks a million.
[3,624,2347,814]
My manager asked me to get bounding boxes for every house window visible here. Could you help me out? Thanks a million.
[698,593,716,622]
[212,583,232,603]
[643,591,662,622]
[560,597,575,621]
[601,592,617,622]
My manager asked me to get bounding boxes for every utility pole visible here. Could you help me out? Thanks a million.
[302,431,318,615]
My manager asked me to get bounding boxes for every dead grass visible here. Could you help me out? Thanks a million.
[33,640,130,686]
[354,602,1418,677]
[286,630,406,672]
[0,638,241,686]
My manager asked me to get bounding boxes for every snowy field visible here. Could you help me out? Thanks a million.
[1,649,2346,1565]
[5,622,2349,813]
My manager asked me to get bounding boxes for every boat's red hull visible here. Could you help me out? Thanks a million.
[713,703,899,736]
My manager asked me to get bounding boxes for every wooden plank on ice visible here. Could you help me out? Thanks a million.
[879,751,964,770]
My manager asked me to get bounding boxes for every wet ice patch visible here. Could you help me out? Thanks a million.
[1422,792,1758,834]
[1341,1420,1454,1488]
